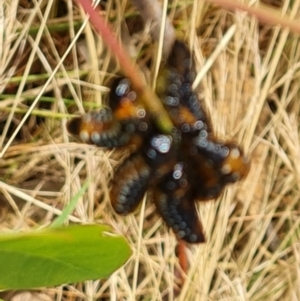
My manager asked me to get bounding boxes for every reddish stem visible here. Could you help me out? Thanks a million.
[174,240,189,297]
[76,0,174,134]
[177,240,189,275]
[207,0,300,35]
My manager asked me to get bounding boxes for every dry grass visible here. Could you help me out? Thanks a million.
[1,0,300,300]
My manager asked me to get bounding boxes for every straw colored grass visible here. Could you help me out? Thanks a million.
[1,0,300,300]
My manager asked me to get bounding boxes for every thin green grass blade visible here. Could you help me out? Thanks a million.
[50,179,91,228]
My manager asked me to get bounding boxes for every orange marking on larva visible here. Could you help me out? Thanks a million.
[178,107,198,125]
[80,119,113,136]
[223,148,251,179]
[113,99,140,120]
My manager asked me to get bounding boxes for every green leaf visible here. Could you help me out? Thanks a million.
[0,224,131,290]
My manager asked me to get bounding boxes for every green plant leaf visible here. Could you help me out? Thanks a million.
[0,224,131,290]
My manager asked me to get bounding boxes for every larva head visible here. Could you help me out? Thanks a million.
[66,116,82,139]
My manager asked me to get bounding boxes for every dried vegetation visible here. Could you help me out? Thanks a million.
[0,0,300,300]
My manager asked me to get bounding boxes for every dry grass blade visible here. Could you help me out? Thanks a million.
[0,0,300,300]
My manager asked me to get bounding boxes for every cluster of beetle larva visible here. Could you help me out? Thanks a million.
[67,40,250,243]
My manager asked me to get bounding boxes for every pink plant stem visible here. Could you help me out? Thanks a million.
[76,0,174,134]
[207,0,300,35]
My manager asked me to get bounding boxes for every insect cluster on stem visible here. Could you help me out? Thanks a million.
[67,40,250,243]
